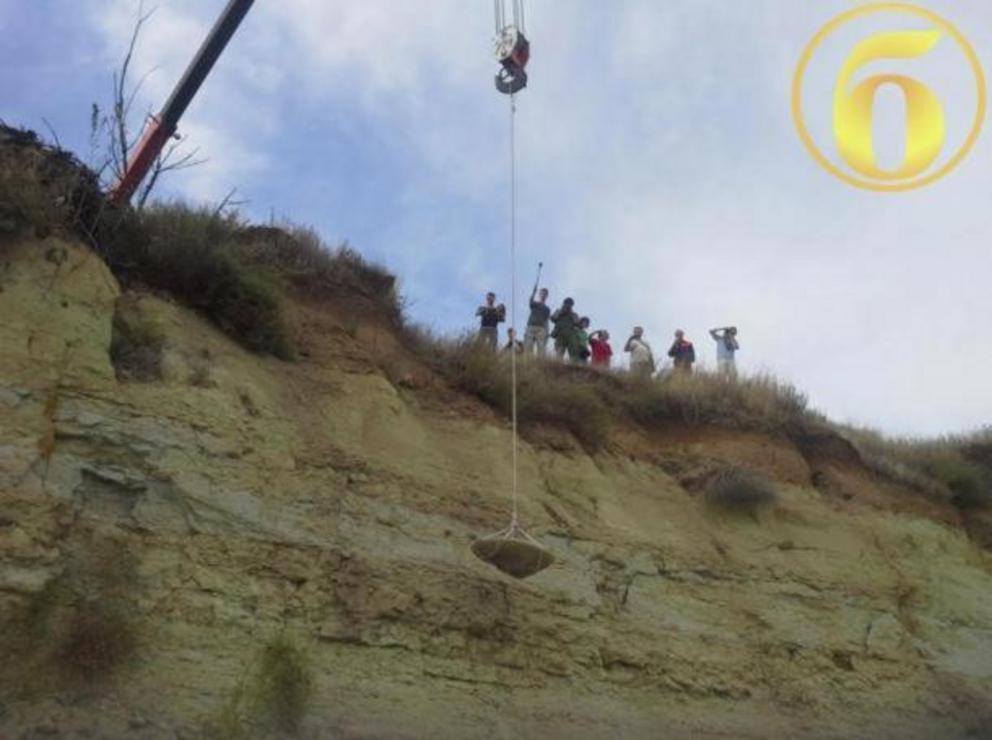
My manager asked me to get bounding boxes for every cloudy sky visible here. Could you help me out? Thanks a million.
[2,1,991,437]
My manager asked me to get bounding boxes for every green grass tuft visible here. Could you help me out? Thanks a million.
[248,634,315,734]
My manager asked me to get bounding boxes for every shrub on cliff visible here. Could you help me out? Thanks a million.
[2,126,401,359]
[0,124,104,243]
[207,633,316,738]
[13,537,141,685]
[58,599,138,681]
[249,634,315,734]
[704,467,778,517]
[105,203,295,360]
[110,296,166,381]
[843,427,992,510]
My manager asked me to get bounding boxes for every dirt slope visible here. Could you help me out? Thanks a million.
[1,236,991,739]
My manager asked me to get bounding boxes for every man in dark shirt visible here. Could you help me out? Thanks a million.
[550,297,577,360]
[524,286,551,357]
[476,292,505,350]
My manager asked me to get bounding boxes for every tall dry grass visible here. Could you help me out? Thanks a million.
[841,426,992,509]
[405,332,824,451]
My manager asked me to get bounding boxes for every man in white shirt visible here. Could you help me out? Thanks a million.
[624,326,655,378]
[709,326,739,379]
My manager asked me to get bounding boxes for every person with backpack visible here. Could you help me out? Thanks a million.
[475,292,506,350]
[524,285,551,357]
[624,326,655,378]
[568,317,592,364]
[709,326,739,379]
[668,329,696,373]
[550,297,578,360]
[589,329,613,368]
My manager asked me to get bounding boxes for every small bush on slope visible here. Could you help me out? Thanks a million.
[0,124,104,244]
[206,633,316,738]
[10,536,141,685]
[0,163,62,239]
[705,467,779,517]
[57,599,138,681]
[249,634,315,734]
[2,128,400,358]
[110,295,165,381]
[237,223,401,320]
[97,206,401,360]
[103,203,294,359]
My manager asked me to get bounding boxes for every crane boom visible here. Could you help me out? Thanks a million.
[109,0,255,205]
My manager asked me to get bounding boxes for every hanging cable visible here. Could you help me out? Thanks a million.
[509,91,519,529]
[472,0,553,580]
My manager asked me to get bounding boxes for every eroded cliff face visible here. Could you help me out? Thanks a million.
[1,237,991,739]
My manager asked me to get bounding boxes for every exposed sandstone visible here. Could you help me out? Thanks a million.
[1,238,991,738]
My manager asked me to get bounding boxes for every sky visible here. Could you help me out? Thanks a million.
[1,0,991,437]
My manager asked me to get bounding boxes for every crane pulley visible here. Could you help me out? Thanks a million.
[493,0,530,95]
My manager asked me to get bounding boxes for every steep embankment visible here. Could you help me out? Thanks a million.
[1,236,991,739]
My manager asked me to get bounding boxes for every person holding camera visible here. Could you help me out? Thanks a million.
[668,329,696,373]
[476,292,506,350]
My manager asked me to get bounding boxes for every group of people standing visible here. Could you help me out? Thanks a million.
[474,287,741,378]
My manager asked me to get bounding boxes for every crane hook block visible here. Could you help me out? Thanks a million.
[493,25,529,95]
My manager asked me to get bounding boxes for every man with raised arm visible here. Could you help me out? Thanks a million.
[524,286,551,357]
[709,325,739,378]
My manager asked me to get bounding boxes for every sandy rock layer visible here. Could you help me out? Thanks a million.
[1,238,991,739]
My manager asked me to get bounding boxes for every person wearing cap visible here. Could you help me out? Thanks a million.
[550,297,578,360]
[709,325,739,379]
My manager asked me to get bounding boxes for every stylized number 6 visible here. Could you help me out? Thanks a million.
[834,30,946,181]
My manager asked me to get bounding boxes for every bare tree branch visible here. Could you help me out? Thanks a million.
[113,1,156,179]
[135,137,208,209]
[90,1,208,206]
[211,188,248,218]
